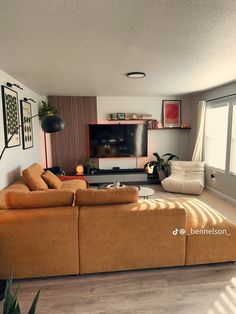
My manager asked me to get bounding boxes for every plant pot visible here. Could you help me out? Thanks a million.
[83,165,91,175]
[158,170,166,181]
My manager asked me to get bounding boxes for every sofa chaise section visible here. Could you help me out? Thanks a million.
[0,205,79,279]
[0,163,88,279]
[77,196,187,274]
[181,198,236,265]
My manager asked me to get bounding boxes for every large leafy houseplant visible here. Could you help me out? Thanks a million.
[144,153,179,180]
[38,101,58,121]
[3,275,40,314]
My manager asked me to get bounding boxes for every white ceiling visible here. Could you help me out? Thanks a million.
[0,0,236,96]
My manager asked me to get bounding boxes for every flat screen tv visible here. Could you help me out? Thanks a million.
[89,124,148,158]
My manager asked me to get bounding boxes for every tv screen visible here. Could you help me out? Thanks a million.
[89,124,148,158]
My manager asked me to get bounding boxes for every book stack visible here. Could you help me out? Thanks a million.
[146,120,159,129]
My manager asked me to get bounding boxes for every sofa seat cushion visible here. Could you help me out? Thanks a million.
[79,199,186,274]
[176,198,236,265]
[161,177,204,195]
[0,207,79,279]
[76,187,138,206]
[4,190,74,209]
[22,163,48,191]
[42,170,62,189]
[61,179,87,192]
[0,178,30,209]
[58,175,88,183]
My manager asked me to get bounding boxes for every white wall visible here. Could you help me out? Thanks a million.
[97,96,191,169]
[189,81,236,201]
[0,69,45,188]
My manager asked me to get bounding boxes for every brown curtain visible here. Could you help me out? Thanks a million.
[48,96,97,174]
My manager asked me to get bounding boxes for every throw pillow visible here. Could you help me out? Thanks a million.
[42,170,62,189]
[22,163,48,191]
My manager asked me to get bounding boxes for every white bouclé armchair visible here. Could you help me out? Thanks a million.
[161,161,205,195]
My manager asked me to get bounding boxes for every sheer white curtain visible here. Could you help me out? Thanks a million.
[192,100,206,161]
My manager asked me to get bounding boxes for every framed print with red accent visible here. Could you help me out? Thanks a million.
[162,100,181,128]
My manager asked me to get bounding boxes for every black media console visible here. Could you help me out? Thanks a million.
[84,168,148,185]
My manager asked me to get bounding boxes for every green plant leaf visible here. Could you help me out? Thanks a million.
[153,152,161,161]
[168,154,179,161]
[13,286,20,300]
[28,290,40,314]
[13,302,21,314]
[3,278,14,314]
[3,274,39,314]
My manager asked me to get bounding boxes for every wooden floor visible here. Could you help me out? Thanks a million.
[5,263,236,314]
[1,186,236,314]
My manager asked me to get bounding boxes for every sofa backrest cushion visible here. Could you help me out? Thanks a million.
[42,170,62,189]
[4,190,74,209]
[170,161,205,181]
[22,163,49,191]
[75,187,138,206]
[3,178,30,192]
[0,178,30,209]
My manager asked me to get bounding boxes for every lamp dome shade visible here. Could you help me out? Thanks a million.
[41,115,65,133]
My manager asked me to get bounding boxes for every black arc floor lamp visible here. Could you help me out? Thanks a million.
[41,114,65,168]
[0,113,64,164]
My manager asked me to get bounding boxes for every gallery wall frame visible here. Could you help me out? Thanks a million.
[1,85,21,148]
[162,100,182,128]
[20,99,34,150]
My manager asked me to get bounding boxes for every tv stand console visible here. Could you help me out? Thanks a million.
[85,168,148,185]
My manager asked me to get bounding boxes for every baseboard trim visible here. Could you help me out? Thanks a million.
[205,186,236,206]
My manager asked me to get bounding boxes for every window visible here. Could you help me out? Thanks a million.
[204,104,229,170]
[230,104,236,175]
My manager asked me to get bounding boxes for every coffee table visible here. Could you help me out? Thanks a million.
[98,184,155,199]
[138,186,155,199]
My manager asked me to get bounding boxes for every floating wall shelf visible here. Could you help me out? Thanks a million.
[148,127,191,130]
[107,118,191,130]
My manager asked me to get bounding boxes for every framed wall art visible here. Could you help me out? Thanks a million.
[117,113,125,120]
[20,99,33,150]
[110,113,118,120]
[1,85,20,147]
[162,100,182,128]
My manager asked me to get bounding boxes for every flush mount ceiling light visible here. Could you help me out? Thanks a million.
[126,72,146,79]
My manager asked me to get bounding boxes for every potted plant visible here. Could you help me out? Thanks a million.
[76,158,96,175]
[38,101,58,120]
[144,152,179,181]
[3,275,40,313]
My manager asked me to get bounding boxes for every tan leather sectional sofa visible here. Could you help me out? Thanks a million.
[0,164,236,279]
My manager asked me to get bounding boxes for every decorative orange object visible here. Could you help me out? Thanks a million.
[181,123,189,128]
[76,165,84,175]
